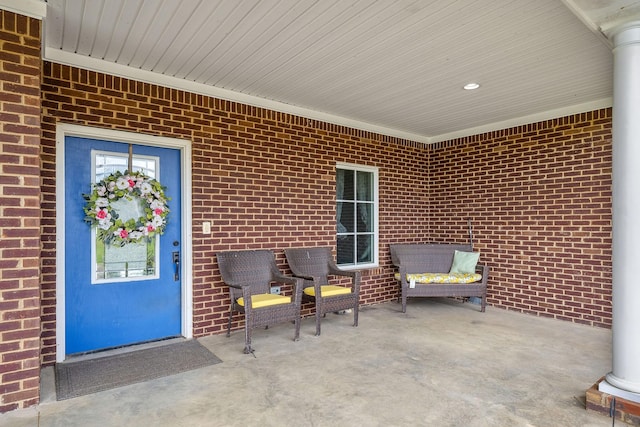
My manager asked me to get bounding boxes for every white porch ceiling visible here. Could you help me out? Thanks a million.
[36,0,640,143]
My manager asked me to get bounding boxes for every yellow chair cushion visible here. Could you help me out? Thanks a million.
[237,293,291,308]
[303,285,351,297]
[394,272,482,284]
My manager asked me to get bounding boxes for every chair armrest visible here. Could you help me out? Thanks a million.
[327,259,361,292]
[225,281,248,290]
[288,272,316,281]
[328,263,356,277]
[476,264,489,285]
[271,273,304,305]
[327,259,360,279]
[271,272,300,286]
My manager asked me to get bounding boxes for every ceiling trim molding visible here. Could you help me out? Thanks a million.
[0,0,46,19]
[44,48,432,145]
[43,47,613,147]
[560,0,612,48]
[429,98,613,144]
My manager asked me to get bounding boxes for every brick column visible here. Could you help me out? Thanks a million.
[0,10,43,412]
[602,21,640,401]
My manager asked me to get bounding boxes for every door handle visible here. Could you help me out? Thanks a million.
[172,251,180,281]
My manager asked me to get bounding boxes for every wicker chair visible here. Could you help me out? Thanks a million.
[284,247,361,336]
[216,250,303,354]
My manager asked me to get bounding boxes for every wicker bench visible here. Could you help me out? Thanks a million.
[389,243,488,313]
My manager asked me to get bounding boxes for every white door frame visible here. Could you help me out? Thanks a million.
[55,123,193,362]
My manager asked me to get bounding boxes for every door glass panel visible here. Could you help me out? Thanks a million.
[99,240,156,279]
[92,150,160,284]
[96,154,157,181]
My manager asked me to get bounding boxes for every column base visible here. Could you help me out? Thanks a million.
[605,373,640,397]
[586,377,640,426]
[602,375,640,403]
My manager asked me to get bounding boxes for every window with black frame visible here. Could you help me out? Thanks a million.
[336,163,378,267]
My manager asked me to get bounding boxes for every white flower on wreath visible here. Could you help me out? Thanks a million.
[116,176,131,190]
[128,230,143,240]
[139,181,152,194]
[95,197,109,208]
[150,199,165,211]
[151,215,164,228]
[97,208,113,230]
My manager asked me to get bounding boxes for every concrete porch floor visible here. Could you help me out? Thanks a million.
[1,299,613,427]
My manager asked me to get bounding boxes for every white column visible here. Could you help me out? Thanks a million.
[602,21,640,400]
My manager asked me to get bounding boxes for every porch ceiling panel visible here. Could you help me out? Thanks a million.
[42,0,637,142]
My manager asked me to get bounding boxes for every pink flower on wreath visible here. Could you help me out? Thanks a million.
[128,179,135,188]
[147,224,155,232]
[96,209,108,219]
[154,208,163,216]
[119,229,129,238]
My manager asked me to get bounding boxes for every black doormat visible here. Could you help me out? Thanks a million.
[55,339,222,400]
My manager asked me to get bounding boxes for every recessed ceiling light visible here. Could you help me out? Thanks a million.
[463,83,480,90]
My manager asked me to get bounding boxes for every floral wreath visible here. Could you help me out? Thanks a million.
[83,170,170,246]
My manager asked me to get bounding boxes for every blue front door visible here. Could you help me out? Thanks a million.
[64,136,182,355]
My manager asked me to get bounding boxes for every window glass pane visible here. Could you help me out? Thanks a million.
[337,235,354,264]
[340,169,355,200]
[356,171,372,201]
[337,201,355,233]
[132,157,156,178]
[96,154,128,182]
[93,150,159,283]
[357,234,373,263]
[95,153,157,181]
[356,203,372,232]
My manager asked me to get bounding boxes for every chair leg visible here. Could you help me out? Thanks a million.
[314,299,322,336]
[293,315,300,342]
[353,303,359,327]
[227,307,233,337]
[243,324,253,354]
[315,310,322,336]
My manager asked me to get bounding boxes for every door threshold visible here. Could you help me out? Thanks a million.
[62,336,184,363]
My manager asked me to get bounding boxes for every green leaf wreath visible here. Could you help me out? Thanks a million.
[83,171,170,246]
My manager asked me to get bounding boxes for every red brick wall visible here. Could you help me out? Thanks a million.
[0,11,42,412]
[39,63,427,363]
[39,63,613,368]
[427,111,613,327]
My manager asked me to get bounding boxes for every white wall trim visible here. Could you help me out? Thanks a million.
[44,49,612,147]
[55,124,193,362]
[429,98,613,144]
